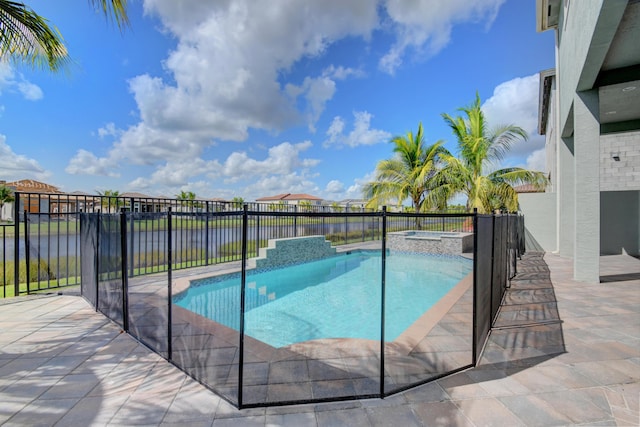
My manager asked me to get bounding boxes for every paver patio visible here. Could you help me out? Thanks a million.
[0,252,638,426]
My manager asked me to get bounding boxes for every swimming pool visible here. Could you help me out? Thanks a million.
[173,251,472,348]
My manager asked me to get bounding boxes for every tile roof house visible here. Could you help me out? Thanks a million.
[3,179,63,194]
[255,193,323,204]
[255,193,324,211]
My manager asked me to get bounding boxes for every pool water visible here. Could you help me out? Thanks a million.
[174,251,472,348]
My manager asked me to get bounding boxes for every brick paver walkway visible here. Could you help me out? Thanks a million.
[0,253,638,426]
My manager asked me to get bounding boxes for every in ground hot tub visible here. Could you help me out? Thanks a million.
[387,230,474,255]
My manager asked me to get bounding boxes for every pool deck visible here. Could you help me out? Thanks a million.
[1,252,639,426]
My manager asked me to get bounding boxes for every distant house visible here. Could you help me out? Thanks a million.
[2,179,71,218]
[255,193,323,210]
[335,199,367,211]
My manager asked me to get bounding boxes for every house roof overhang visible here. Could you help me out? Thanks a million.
[536,0,561,33]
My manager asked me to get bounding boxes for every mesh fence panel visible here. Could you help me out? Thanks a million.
[241,213,382,405]
[96,214,124,327]
[490,216,506,323]
[126,212,170,359]
[172,281,240,405]
[474,215,494,362]
[508,215,518,279]
[80,213,98,306]
[384,214,474,393]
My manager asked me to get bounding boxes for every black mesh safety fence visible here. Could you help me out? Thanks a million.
[491,216,506,323]
[77,208,524,408]
[171,209,242,405]
[507,215,521,280]
[80,213,98,307]
[238,210,383,406]
[173,277,241,405]
[474,215,494,363]
[383,212,475,394]
[96,213,125,327]
[126,211,170,359]
[79,212,125,327]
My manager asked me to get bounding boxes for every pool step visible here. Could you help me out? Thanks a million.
[248,235,336,270]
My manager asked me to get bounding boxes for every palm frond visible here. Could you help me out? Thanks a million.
[90,0,130,31]
[487,124,528,163]
[0,0,69,71]
[490,167,548,190]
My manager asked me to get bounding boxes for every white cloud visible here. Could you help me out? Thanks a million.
[0,63,43,100]
[243,172,320,201]
[16,81,44,101]
[122,140,319,198]
[326,116,345,143]
[70,0,512,193]
[339,171,376,201]
[380,0,505,74]
[297,76,336,132]
[0,135,50,181]
[97,123,121,139]
[481,74,546,167]
[324,111,391,148]
[65,149,120,177]
[129,158,221,190]
[73,1,381,179]
[324,179,345,195]
[525,148,546,172]
[222,141,319,182]
[323,65,365,80]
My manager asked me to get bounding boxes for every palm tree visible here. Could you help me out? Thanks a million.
[176,191,196,212]
[97,189,121,213]
[363,123,449,213]
[231,197,244,209]
[435,93,548,213]
[298,200,312,212]
[0,184,15,221]
[0,0,129,72]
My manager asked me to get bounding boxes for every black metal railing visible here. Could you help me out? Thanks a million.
[2,192,473,297]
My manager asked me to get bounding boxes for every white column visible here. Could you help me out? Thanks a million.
[573,89,600,283]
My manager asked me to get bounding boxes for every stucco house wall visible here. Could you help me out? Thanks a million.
[518,193,557,252]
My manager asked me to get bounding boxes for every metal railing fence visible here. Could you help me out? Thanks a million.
[1,192,471,297]
[77,207,523,408]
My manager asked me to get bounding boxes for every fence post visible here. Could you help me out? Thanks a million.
[129,198,135,278]
[238,204,249,408]
[344,214,348,245]
[472,209,478,365]
[95,210,101,309]
[205,201,210,265]
[379,206,387,397]
[13,193,20,296]
[255,206,261,258]
[167,207,172,361]
[23,210,30,294]
[120,209,129,332]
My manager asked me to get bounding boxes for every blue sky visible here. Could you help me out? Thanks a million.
[0,0,555,202]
